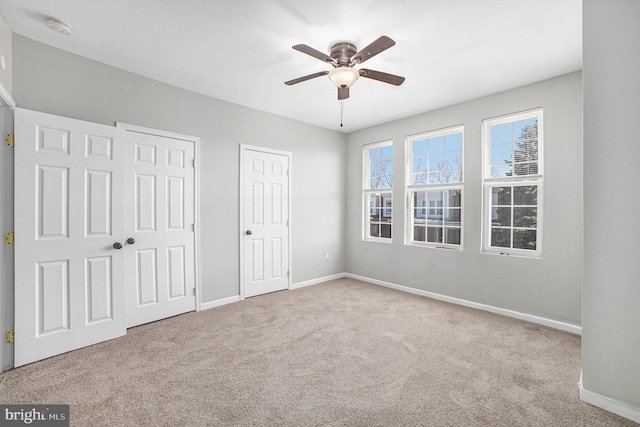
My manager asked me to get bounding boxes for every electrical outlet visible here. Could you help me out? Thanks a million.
[324,252,330,260]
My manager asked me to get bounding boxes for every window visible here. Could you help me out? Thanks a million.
[406,126,463,248]
[363,141,393,241]
[483,109,543,256]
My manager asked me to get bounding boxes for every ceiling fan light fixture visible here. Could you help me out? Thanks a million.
[328,67,359,88]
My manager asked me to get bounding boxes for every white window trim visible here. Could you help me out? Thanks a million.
[405,125,464,250]
[363,140,394,243]
[481,109,543,258]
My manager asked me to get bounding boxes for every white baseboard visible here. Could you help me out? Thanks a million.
[199,295,241,311]
[291,273,348,289]
[345,273,582,335]
[578,375,640,423]
[198,273,581,336]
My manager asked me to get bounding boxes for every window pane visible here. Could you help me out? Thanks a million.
[413,140,427,156]
[428,172,446,185]
[427,227,443,243]
[491,228,511,248]
[381,145,393,160]
[446,151,463,171]
[427,190,443,205]
[414,193,426,221]
[513,229,536,250]
[369,194,382,208]
[513,118,537,139]
[491,207,511,226]
[514,207,537,228]
[491,142,512,166]
[428,136,445,154]
[382,196,393,219]
[513,162,532,177]
[444,208,461,225]
[370,156,392,189]
[370,147,381,164]
[412,172,427,185]
[429,153,445,171]
[447,189,462,207]
[370,224,380,238]
[413,226,426,242]
[445,228,461,245]
[446,133,463,151]
[491,122,512,144]
[413,156,427,174]
[490,164,513,178]
[380,224,392,238]
[370,208,381,221]
[492,187,511,205]
[448,170,462,183]
[513,185,537,205]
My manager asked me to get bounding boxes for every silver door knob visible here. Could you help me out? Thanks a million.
[126,238,135,245]
[113,242,123,249]
[245,230,252,235]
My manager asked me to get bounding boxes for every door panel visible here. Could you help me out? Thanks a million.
[14,108,126,367]
[124,130,196,327]
[242,148,290,298]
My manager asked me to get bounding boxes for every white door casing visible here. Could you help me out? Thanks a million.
[120,124,198,328]
[240,145,291,298]
[14,108,127,367]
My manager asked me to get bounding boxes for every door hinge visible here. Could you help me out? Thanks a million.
[5,330,14,343]
[286,220,289,227]
[4,232,14,245]
[5,134,14,147]
[287,270,290,277]
[192,223,196,232]
[192,159,196,168]
[193,288,197,296]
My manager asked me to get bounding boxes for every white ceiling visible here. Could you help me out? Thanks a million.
[0,0,582,133]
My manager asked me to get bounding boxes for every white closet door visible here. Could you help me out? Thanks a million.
[124,129,196,327]
[14,108,126,367]
[242,147,290,298]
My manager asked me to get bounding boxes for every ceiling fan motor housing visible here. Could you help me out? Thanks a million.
[331,42,357,66]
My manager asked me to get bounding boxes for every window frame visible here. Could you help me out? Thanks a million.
[482,109,543,257]
[405,125,464,250]
[363,140,394,243]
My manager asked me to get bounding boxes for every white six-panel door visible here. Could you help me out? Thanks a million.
[123,128,197,327]
[14,108,127,367]
[241,146,290,298]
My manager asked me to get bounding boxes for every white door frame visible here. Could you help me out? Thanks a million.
[116,122,203,311]
[0,83,15,371]
[239,144,293,300]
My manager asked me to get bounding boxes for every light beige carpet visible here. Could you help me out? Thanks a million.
[0,278,636,426]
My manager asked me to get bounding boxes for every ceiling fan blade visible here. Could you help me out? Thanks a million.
[351,36,396,64]
[359,69,405,86]
[285,71,329,85]
[292,44,336,64]
[338,86,350,100]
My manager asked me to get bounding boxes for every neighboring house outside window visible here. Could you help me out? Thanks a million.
[363,141,393,241]
[482,109,543,257]
[406,126,463,249]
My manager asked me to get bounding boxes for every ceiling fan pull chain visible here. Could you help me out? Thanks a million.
[340,100,344,128]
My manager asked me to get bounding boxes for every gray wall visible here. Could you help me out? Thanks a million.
[0,16,11,95]
[346,71,583,326]
[12,35,347,303]
[583,0,640,411]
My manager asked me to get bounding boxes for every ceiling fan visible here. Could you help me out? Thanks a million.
[285,35,405,100]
